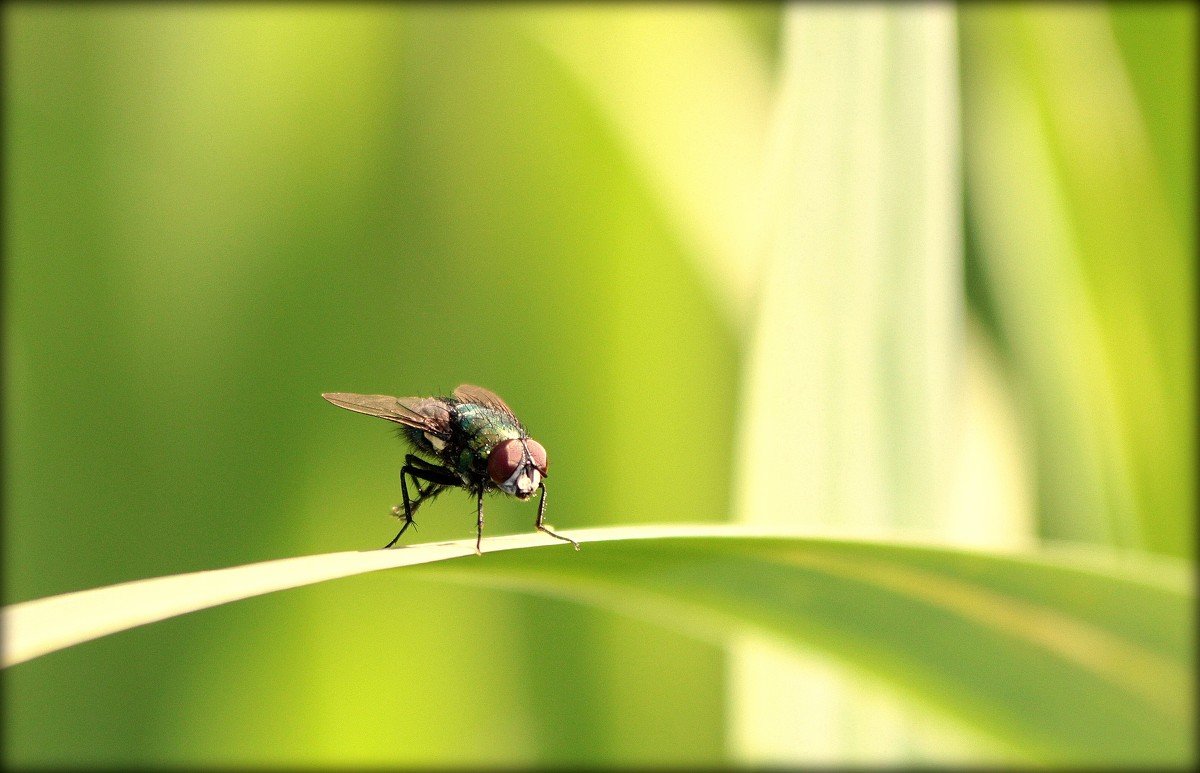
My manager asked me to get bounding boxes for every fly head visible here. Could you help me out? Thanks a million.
[487,438,548,499]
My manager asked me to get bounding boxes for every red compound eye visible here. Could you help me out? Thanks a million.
[487,439,524,486]
[526,438,548,476]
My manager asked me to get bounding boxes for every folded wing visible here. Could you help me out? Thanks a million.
[321,393,452,438]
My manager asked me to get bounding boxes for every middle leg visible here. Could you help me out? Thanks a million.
[384,456,459,549]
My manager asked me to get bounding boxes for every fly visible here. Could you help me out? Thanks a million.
[322,385,579,555]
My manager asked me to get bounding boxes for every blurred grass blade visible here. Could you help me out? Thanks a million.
[736,3,963,537]
[5,526,1191,764]
[415,534,1193,765]
[961,6,1194,554]
[522,5,771,327]
[731,4,976,763]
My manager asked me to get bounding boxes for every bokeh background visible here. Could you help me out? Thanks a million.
[3,2,1192,766]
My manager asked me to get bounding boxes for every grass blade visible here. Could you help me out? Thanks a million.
[3,525,1190,764]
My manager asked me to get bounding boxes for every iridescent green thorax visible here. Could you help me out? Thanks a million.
[451,402,524,475]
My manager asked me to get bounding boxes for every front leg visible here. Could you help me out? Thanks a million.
[534,483,580,550]
[474,489,485,556]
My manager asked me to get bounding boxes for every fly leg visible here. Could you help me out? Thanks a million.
[475,489,485,556]
[385,456,458,549]
[534,483,580,550]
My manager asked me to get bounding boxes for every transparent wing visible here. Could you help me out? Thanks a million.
[453,384,517,419]
[321,393,452,437]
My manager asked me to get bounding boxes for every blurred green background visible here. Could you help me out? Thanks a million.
[3,2,1192,767]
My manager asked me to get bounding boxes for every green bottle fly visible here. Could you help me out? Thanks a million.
[322,385,578,555]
